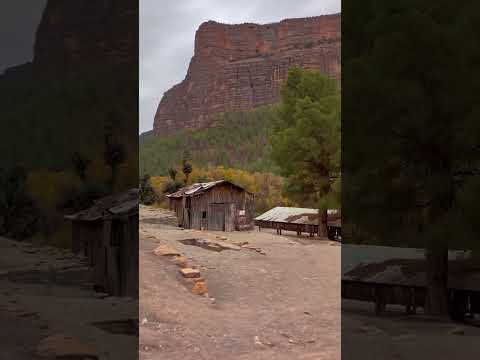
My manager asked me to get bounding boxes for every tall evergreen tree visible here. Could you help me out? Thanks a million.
[182,151,193,185]
[71,152,90,182]
[139,174,156,205]
[271,66,341,236]
[168,167,177,181]
[343,0,480,315]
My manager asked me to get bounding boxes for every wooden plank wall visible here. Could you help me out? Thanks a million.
[224,203,236,231]
[169,198,183,225]
[103,219,120,296]
[119,215,139,298]
[71,222,103,267]
[255,220,319,235]
[189,184,253,230]
[72,214,138,298]
[170,183,255,230]
[207,203,225,230]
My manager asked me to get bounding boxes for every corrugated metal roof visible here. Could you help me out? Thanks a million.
[65,188,139,221]
[342,245,471,275]
[342,245,479,290]
[166,180,251,199]
[255,207,339,225]
[184,180,224,195]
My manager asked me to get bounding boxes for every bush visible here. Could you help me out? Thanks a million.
[162,180,184,195]
[59,183,110,211]
[0,167,40,239]
[140,174,157,205]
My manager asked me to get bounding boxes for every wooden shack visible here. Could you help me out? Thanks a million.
[166,180,255,231]
[65,188,139,298]
[254,207,341,240]
[342,245,480,320]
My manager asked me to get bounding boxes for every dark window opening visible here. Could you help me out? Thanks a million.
[202,211,207,219]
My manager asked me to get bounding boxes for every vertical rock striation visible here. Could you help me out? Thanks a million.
[33,0,138,75]
[154,14,341,135]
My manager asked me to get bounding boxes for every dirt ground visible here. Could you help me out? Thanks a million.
[139,206,341,360]
[0,237,137,360]
[140,206,480,360]
[4,206,477,359]
[342,299,480,360]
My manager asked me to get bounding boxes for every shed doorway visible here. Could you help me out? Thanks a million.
[183,197,191,229]
[207,203,236,231]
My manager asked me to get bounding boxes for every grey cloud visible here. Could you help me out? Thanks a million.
[0,1,47,74]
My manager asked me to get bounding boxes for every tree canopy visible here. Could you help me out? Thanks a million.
[342,0,480,314]
[270,67,341,234]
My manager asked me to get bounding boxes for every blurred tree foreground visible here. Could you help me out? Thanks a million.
[343,0,480,315]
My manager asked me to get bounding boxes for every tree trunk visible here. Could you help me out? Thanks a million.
[318,208,328,238]
[424,241,449,315]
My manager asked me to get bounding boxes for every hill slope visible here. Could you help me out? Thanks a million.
[140,107,278,176]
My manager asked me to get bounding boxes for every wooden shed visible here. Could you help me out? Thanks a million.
[166,180,255,231]
[342,245,480,320]
[65,188,139,298]
[254,206,341,240]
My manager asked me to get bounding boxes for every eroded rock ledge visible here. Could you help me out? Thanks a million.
[154,14,341,134]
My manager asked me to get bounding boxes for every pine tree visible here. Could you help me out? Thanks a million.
[271,66,341,237]
[342,0,480,315]
[139,174,156,205]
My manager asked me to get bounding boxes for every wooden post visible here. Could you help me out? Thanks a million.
[180,194,186,227]
[92,223,105,292]
[103,218,120,296]
[121,216,139,298]
[406,287,416,314]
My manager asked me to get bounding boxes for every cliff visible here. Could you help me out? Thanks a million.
[0,0,138,171]
[153,14,341,135]
[33,0,137,75]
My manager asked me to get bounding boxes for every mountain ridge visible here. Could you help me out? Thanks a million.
[153,13,341,135]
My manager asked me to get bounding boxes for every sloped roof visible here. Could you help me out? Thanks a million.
[166,180,251,199]
[342,245,479,290]
[65,188,139,221]
[255,207,340,226]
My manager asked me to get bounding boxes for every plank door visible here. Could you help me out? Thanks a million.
[208,203,225,231]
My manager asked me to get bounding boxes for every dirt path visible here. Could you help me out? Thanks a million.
[139,206,340,360]
[342,299,480,360]
[0,237,137,360]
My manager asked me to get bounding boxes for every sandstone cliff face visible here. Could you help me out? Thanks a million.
[154,14,340,135]
[33,0,137,75]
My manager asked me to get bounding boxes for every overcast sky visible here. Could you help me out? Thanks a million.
[140,0,341,134]
[0,1,47,74]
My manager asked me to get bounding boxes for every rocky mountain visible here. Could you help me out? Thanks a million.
[32,0,137,76]
[0,0,138,171]
[153,14,341,135]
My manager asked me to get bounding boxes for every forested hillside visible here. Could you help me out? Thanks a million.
[0,67,138,244]
[139,107,278,176]
[141,67,341,224]
[0,68,138,173]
